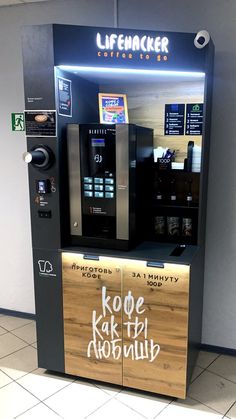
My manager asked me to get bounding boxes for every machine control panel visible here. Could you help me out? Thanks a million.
[76,124,117,239]
[83,176,115,199]
[24,138,61,249]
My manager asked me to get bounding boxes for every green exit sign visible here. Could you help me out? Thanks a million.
[11,113,25,132]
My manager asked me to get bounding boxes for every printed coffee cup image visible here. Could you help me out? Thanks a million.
[35,114,48,123]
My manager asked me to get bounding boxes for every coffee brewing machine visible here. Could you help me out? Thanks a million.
[67,123,153,249]
[22,24,214,398]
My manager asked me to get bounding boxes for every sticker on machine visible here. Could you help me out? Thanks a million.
[37,259,56,277]
[24,110,57,137]
[57,76,72,117]
[89,207,107,215]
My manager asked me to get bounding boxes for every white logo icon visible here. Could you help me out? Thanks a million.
[38,260,53,274]
[94,154,102,163]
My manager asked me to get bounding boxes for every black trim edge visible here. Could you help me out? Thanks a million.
[201,343,236,357]
[0,308,36,321]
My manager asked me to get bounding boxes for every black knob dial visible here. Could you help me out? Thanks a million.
[23,147,51,169]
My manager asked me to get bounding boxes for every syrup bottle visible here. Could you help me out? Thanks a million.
[156,177,163,202]
[186,179,193,207]
[170,179,177,204]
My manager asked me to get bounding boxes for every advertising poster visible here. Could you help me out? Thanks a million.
[57,76,72,117]
[98,93,129,124]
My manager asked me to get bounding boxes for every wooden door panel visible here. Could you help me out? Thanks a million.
[122,261,190,398]
[62,253,122,385]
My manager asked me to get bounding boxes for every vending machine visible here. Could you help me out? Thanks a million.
[67,123,153,249]
[22,24,214,399]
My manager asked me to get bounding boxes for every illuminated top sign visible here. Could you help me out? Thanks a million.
[96,32,169,54]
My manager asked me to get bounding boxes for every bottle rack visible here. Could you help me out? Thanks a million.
[149,164,200,245]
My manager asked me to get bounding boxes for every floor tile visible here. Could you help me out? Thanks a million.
[227,401,236,418]
[0,370,12,388]
[88,397,145,418]
[17,402,62,418]
[12,322,37,344]
[188,370,236,414]
[157,397,223,418]
[197,351,220,369]
[0,326,7,336]
[94,381,122,396]
[45,381,111,418]
[0,345,37,380]
[208,355,236,384]
[17,368,74,401]
[0,332,27,358]
[191,366,205,382]
[116,388,172,418]
[0,381,38,419]
[0,316,32,332]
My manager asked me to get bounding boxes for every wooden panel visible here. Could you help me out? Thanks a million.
[122,261,190,398]
[62,253,190,398]
[100,80,204,162]
[62,253,123,385]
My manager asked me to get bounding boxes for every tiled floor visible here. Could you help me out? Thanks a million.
[0,314,236,419]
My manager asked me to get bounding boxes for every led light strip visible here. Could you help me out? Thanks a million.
[57,65,205,78]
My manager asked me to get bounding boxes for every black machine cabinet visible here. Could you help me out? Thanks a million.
[67,123,153,249]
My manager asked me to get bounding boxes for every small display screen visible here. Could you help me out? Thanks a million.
[91,138,105,147]
[38,181,46,194]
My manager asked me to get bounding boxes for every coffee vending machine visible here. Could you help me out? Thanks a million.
[67,123,153,249]
[22,24,214,399]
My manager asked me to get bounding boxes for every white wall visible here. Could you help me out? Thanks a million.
[0,0,114,314]
[0,0,235,349]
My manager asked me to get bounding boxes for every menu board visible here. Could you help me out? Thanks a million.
[164,104,185,135]
[185,103,203,135]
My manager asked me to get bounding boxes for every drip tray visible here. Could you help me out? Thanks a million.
[170,244,186,256]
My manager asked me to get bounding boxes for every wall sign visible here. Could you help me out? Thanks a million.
[57,76,72,117]
[11,113,25,132]
[25,110,57,137]
[53,26,207,72]
[164,104,185,135]
[96,32,169,63]
[185,103,203,135]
